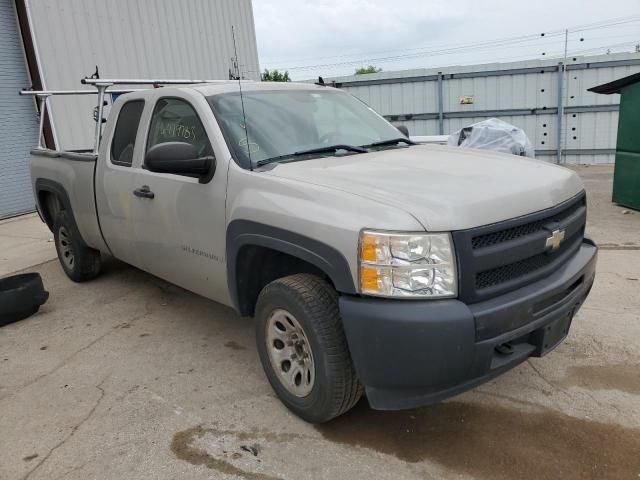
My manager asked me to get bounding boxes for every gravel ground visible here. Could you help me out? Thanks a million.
[1,165,638,480]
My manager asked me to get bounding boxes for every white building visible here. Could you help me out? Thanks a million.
[1,0,259,219]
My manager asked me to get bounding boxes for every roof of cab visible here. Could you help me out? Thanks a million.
[190,81,333,96]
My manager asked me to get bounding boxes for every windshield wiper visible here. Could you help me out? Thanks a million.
[256,144,367,167]
[294,144,368,155]
[364,137,416,148]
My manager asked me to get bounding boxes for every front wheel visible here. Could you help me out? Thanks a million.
[255,274,362,423]
[53,210,101,282]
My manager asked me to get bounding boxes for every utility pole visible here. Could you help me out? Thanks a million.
[556,29,568,164]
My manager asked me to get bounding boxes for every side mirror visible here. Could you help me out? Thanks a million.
[144,142,215,183]
[393,124,410,137]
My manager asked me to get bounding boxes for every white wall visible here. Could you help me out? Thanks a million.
[25,0,260,150]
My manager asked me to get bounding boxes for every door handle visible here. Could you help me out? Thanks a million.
[133,185,155,199]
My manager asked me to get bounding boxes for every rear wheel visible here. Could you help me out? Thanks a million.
[53,210,101,282]
[255,274,362,423]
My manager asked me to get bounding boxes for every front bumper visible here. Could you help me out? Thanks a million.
[339,239,597,410]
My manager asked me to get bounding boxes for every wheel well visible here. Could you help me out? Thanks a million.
[235,245,333,317]
[37,191,64,230]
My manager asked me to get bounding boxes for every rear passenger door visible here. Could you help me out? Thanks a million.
[95,98,146,268]
[131,94,229,303]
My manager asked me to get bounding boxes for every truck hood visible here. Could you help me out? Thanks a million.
[265,144,584,231]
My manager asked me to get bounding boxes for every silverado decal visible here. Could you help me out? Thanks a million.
[181,245,222,262]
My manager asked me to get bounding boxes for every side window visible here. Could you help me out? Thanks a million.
[110,100,144,166]
[146,98,213,158]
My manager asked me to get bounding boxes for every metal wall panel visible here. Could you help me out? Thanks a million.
[331,52,640,164]
[0,0,40,218]
[401,119,439,138]
[564,111,618,150]
[25,0,260,150]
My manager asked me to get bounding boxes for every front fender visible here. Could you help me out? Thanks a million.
[226,220,356,313]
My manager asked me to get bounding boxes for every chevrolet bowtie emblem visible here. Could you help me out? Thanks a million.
[545,229,566,251]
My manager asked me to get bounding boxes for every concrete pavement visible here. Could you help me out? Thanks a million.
[0,213,56,277]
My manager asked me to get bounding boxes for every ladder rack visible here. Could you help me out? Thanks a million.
[20,77,219,153]
[81,78,218,86]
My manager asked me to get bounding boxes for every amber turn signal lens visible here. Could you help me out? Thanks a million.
[360,265,380,291]
[360,233,379,263]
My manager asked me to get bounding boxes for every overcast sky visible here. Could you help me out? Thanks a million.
[252,0,640,80]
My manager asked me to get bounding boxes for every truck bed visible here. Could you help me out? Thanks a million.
[31,148,97,162]
[30,148,108,252]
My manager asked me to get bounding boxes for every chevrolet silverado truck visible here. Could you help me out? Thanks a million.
[30,81,597,423]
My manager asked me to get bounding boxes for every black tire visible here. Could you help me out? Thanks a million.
[255,274,362,423]
[53,210,101,282]
[0,273,49,327]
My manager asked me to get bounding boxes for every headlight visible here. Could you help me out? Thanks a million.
[359,230,457,298]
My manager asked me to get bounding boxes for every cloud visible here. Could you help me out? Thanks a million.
[254,0,460,63]
[253,0,640,79]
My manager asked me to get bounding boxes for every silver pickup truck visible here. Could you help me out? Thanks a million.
[30,81,597,423]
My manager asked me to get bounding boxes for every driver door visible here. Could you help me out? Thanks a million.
[131,93,228,304]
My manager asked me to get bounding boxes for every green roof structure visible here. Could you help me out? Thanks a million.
[589,73,640,210]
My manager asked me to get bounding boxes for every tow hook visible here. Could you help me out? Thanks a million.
[495,342,514,355]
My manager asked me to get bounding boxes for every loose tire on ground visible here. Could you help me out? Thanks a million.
[0,273,49,327]
[53,210,101,282]
[255,273,363,423]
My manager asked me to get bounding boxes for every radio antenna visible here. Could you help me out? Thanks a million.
[232,25,252,170]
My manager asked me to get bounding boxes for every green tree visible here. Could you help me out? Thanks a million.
[261,69,291,82]
[355,65,382,75]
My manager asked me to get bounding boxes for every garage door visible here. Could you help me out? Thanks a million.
[0,0,40,219]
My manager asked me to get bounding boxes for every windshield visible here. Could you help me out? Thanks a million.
[208,89,407,169]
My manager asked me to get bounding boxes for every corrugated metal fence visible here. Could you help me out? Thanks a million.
[329,52,640,164]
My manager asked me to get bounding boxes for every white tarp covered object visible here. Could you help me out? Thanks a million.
[447,118,535,158]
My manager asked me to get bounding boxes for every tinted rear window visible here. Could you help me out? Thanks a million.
[111,100,145,166]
